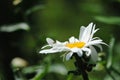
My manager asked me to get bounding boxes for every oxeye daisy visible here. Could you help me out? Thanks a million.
[39,22,106,63]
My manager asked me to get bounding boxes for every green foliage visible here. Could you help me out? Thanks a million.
[106,37,115,69]
[0,23,30,32]
[95,16,120,25]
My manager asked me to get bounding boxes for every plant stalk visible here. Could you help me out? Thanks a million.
[74,54,89,80]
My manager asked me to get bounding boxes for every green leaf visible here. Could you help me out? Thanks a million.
[22,65,41,74]
[0,23,30,32]
[49,64,67,75]
[32,64,49,80]
[94,16,120,25]
[106,37,115,69]
[25,5,45,16]
[81,3,104,14]
[28,63,67,80]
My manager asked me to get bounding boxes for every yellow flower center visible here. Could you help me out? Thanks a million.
[66,42,85,48]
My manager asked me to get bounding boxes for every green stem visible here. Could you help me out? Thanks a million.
[74,54,89,80]
[111,66,120,75]
[105,68,115,80]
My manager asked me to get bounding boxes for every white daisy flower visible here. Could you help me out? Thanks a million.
[39,22,106,63]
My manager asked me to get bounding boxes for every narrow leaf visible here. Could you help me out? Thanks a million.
[106,37,115,68]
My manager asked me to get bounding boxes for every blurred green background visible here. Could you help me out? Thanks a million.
[0,0,120,80]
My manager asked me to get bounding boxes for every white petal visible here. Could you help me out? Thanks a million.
[95,44,103,51]
[89,24,99,41]
[84,23,94,42]
[90,28,99,41]
[52,46,69,52]
[91,37,101,41]
[39,49,59,54]
[77,49,83,57]
[93,28,99,34]
[69,36,76,43]
[80,22,93,42]
[86,40,103,46]
[46,38,54,45]
[41,45,50,49]
[66,52,73,61]
[71,48,79,53]
[79,26,85,40]
[40,46,69,54]
[82,47,91,56]
[89,46,98,64]
[75,38,79,42]
[56,40,61,44]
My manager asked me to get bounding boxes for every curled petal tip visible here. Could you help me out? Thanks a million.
[46,37,54,45]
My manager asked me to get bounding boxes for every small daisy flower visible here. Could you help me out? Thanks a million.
[39,23,106,63]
